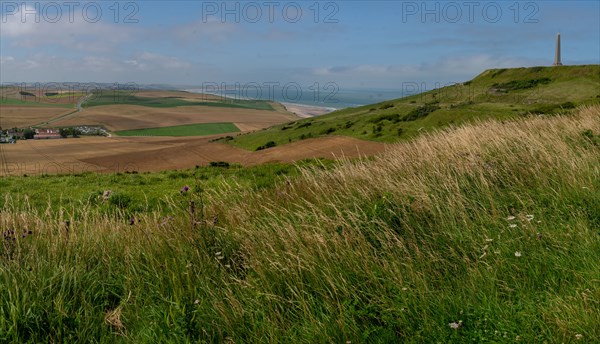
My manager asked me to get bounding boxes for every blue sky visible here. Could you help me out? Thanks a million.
[1,1,599,89]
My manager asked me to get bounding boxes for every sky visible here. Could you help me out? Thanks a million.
[1,1,599,90]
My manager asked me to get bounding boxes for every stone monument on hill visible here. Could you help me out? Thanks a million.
[553,33,563,66]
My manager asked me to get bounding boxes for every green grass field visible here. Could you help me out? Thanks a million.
[0,161,331,214]
[1,106,598,342]
[84,92,274,111]
[230,65,600,151]
[114,122,240,137]
[0,97,75,108]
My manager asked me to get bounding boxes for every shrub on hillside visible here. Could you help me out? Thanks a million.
[297,122,312,129]
[401,104,440,122]
[209,161,230,168]
[492,78,552,92]
[256,141,277,151]
[371,113,401,124]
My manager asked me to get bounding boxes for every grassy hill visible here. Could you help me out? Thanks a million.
[0,105,598,342]
[230,65,600,151]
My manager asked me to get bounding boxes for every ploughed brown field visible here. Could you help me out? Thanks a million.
[134,90,224,102]
[0,135,386,176]
[51,105,297,132]
[0,106,75,128]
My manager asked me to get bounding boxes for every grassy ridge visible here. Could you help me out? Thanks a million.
[84,93,274,111]
[115,122,240,137]
[231,65,600,150]
[0,106,598,342]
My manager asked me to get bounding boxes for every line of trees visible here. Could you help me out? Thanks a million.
[59,128,82,138]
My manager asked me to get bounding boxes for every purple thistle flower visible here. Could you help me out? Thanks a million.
[129,218,135,226]
[180,185,190,193]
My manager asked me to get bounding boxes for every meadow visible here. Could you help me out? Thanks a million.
[115,123,240,137]
[0,161,323,213]
[1,105,598,342]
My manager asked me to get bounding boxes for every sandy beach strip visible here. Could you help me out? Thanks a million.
[280,102,336,118]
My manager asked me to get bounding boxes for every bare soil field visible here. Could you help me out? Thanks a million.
[0,136,387,176]
[52,105,298,131]
[135,90,224,102]
[0,106,76,128]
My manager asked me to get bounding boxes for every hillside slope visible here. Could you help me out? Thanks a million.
[1,106,599,342]
[230,65,600,150]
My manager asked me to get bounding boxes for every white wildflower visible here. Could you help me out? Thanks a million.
[448,322,461,329]
[514,251,522,257]
[526,215,534,221]
[575,334,583,340]
[506,215,516,221]
[509,224,518,228]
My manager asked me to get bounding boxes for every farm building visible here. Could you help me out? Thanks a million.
[34,128,61,140]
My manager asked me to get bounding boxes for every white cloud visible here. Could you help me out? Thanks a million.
[125,52,192,70]
[307,54,545,88]
[0,56,15,64]
[171,18,237,42]
[1,4,136,52]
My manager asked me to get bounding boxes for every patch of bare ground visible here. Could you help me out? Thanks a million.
[0,135,387,175]
[0,106,75,128]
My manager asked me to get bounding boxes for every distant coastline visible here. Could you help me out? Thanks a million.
[184,87,407,118]
[184,89,338,118]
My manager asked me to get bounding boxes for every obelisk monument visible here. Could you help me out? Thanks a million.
[553,33,563,66]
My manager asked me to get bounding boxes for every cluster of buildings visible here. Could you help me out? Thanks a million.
[0,126,108,144]
[0,129,21,144]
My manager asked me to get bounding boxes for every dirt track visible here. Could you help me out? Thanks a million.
[0,136,387,176]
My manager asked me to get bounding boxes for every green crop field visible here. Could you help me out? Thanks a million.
[230,65,600,151]
[84,92,274,111]
[114,122,240,137]
[0,97,75,108]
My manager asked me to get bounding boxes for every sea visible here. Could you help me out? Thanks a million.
[184,84,407,115]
